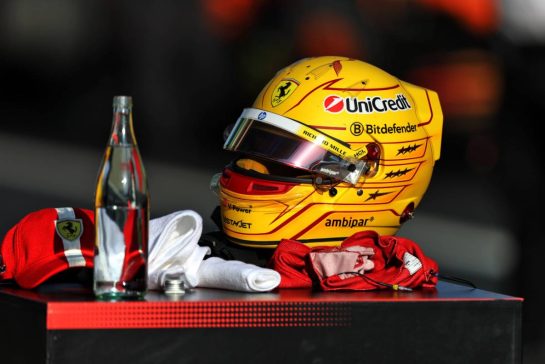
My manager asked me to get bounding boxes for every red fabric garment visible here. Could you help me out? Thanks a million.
[269,230,439,291]
[268,238,313,288]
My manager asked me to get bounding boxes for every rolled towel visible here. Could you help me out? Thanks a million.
[197,256,281,292]
[148,210,210,290]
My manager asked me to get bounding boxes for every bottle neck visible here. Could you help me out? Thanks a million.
[109,106,136,146]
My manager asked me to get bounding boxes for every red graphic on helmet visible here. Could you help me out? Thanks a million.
[324,95,344,113]
[332,60,343,76]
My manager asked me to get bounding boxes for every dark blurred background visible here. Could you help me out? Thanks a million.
[0,0,543,361]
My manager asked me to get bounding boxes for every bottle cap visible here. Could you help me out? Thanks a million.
[163,278,186,295]
[113,95,133,108]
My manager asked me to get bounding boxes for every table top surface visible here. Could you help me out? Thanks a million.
[0,280,523,304]
[0,281,523,330]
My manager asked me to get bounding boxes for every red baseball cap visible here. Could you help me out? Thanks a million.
[0,207,95,289]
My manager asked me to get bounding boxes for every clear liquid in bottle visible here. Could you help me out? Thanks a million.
[94,96,149,300]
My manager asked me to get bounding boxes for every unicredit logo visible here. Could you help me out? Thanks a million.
[324,94,411,114]
[324,95,344,113]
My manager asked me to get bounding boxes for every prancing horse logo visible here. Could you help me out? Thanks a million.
[55,219,83,241]
[272,79,299,107]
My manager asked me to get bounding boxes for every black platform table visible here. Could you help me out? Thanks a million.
[0,281,522,364]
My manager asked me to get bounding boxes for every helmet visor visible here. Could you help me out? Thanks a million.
[224,109,367,184]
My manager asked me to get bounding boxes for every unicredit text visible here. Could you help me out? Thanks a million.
[346,94,411,114]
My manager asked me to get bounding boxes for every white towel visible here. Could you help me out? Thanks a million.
[197,256,281,292]
[148,210,280,293]
[148,210,210,290]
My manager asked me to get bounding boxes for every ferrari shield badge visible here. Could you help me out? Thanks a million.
[56,219,83,241]
[272,79,299,107]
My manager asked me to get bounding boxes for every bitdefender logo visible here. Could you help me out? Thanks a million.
[324,94,411,114]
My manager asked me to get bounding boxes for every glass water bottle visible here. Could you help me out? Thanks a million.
[94,95,150,300]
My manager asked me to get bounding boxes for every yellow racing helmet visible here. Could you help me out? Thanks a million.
[214,56,443,248]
